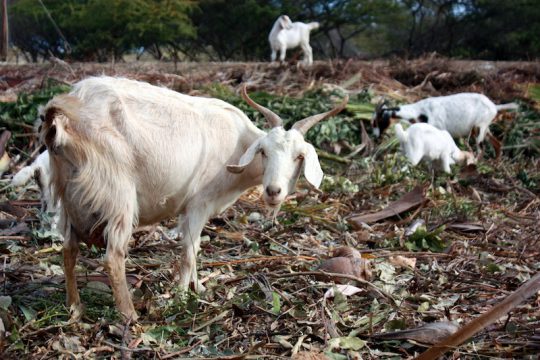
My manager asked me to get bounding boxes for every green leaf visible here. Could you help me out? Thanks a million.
[405,225,447,252]
[0,296,12,310]
[271,292,281,315]
[328,336,366,351]
[19,304,37,321]
[417,301,430,313]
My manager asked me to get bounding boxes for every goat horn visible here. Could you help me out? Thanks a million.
[292,95,349,135]
[241,84,282,128]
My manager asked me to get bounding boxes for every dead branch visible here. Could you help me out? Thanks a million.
[415,271,540,359]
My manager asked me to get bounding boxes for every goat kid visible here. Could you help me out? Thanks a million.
[372,93,518,156]
[269,15,319,65]
[12,150,59,229]
[41,77,348,320]
[395,123,475,174]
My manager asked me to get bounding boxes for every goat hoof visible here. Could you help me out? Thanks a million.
[69,303,85,322]
[122,311,139,322]
[194,281,206,293]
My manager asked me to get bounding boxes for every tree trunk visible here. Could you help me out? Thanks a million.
[1,0,8,61]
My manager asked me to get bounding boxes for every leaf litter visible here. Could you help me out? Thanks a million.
[0,58,539,358]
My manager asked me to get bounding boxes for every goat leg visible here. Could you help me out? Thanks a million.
[176,211,207,292]
[486,132,502,159]
[104,244,138,321]
[64,230,83,320]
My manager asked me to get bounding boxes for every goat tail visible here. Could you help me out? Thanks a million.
[308,22,320,31]
[41,94,83,151]
[496,102,519,111]
[394,123,407,143]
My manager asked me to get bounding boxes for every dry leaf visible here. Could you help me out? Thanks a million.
[355,230,370,242]
[332,246,361,259]
[319,256,371,282]
[388,255,417,269]
[417,271,540,359]
[348,185,426,226]
[447,222,485,232]
[372,321,459,345]
[292,351,329,360]
[324,284,364,299]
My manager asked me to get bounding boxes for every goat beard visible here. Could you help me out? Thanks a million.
[264,201,284,224]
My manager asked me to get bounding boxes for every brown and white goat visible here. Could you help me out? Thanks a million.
[41,76,347,320]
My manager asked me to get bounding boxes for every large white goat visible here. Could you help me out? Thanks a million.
[269,15,319,65]
[395,123,475,173]
[372,93,518,156]
[41,76,348,320]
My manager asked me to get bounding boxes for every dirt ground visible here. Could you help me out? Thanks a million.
[0,58,539,359]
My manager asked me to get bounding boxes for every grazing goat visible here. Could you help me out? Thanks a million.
[395,123,475,173]
[269,15,319,65]
[372,93,518,156]
[12,150,58,227]
[41,76,348,320]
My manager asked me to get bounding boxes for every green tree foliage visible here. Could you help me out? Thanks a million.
[10,0,196,61]
[458,0,540,60]
[9,0,69,61]
[186,0,279,61]
[8,0,540,61]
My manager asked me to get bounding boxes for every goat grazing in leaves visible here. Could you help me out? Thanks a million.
[372,93,518,158]
[395,123,476,174]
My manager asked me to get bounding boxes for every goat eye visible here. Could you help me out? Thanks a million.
[296,154,304,161]
[260,150,266,157]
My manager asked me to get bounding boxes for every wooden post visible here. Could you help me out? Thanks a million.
[0,0,7,61]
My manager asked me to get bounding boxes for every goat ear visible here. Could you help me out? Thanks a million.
[279,15,292,29]
[303,143,323,188]
[226,139,261,174]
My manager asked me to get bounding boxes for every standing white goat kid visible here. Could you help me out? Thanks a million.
[12,150,59,227]
[395,123,475,173]
[372,93,518,157]
[269,15,319,65]
[41,77,348,320]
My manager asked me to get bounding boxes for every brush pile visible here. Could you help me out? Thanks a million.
[0,58,539,359]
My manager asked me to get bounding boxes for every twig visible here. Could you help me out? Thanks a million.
[377,251,451,258]
[266,271,399,309]
[161,340,202,359]
[203,255,317,267]
[259,232,300,256]
[315,149,351,164]
[83,346,114,357]
[0,236,31,241]
[192,310,230,332]
[102,341,153,353]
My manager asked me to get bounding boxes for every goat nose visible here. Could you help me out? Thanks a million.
[266,185,281,197]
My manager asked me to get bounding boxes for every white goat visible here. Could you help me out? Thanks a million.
[269,15,319,65]
[41,76,348,320]
[372,93,518,156]
[395,123,475,173]
[12,150,58,226]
